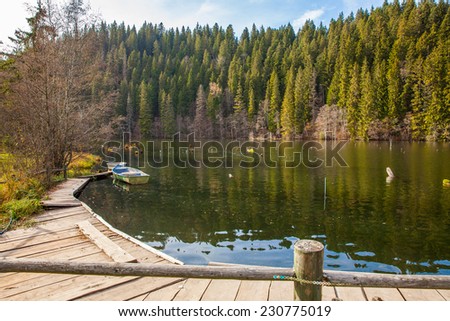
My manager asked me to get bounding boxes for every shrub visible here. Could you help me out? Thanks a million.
[1,198,42,220]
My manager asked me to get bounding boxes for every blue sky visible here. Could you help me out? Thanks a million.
[1,0,386,49]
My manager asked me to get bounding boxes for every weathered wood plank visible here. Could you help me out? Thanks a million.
[6,275,136,301]
[0,274,79,299]
[128,294,148,301]
[236,280,271,301]
[0,226,75,245]
[103,235,167,264]
[321,286,338,301]
[0,236,89,258]
[399,288,445,301]
[0,251,106,290]
[143,280,186,301]
[437,289,450,301]
[334,287,367,301]
[201,279,241,301]
[41,201,82,208]
[364,287,405,301]
[77,221,137,263]
[268,281,294,301]
[173,279,212,301]
[0,229,82,252]
[78,277,184,301]
[34,211,88,223]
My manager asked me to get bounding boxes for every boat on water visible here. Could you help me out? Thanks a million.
[106,162,127,172]
[112,165,149,185]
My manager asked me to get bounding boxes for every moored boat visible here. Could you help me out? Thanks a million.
[112,165,149,185]
[107,162,127,172]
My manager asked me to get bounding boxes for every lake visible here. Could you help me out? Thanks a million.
[79,141,450,274]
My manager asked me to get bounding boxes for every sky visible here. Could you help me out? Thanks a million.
[0,0,386,49]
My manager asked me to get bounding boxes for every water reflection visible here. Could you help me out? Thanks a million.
[80,142,450,274]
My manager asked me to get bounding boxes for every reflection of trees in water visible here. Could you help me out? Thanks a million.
[80,143,450,274]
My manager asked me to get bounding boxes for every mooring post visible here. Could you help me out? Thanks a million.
[293,239,324,301]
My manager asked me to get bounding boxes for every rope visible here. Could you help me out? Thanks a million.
[273,275,351,287]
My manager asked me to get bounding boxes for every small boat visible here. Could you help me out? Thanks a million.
[106,162,127,172]
[112,165,149,185]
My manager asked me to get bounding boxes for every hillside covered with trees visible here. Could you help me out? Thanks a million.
[2,0,449,146]
[91,0,449,141]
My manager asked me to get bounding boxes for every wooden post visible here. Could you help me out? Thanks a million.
[294,239,324,301]
[63,166,68,180]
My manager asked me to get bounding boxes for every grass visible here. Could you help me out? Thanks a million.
[66,153,102,178]
[0,152,101,232]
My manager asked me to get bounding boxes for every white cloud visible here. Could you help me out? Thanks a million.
[293,8,325,30]
[198,1,220,15]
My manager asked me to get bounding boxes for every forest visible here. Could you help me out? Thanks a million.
[88,0,449,141]
[1,0,449,162]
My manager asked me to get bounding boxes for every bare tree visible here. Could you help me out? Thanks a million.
[0,0,114,184]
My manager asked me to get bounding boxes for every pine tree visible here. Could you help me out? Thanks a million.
[266,70,281,133]
[358,60,374,140]
[139,81,153,138]
[160,91,176,137]
[280,67,296,138]
[347,64,361,139]
[194,85,212,138]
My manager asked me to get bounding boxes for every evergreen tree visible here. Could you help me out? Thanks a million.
[358,60,374,140]
[160,91,176,137]
[139,81,153,138]
[281,67,296,137]
[266,70,281,133]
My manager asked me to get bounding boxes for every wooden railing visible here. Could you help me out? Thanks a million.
[1,240,449,301]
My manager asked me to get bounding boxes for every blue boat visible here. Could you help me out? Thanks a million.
[112,165,149,185]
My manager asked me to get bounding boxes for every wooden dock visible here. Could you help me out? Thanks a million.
[1,179,449,301]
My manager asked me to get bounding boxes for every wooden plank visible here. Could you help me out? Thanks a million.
[0,274,80,299]
[41,201,81,208]
[173,279,211,301]
[77,221,137,263]
[78,277,184,301]
[143,280,186,301]
[364,287,405,301]
[6,275,136,300]
[0,226,75,245]
[437,289,450,301]
[268,281,294,301]
[334,287,367,301]
[399,288,445,301]
[0,229,82,252]
[0,236,88,258]
[201,279,241,301]
[128,294,147,301]
[236,280,270,301]
[34,210,88,223]
[321,286,338,301]
[0,250,106,290]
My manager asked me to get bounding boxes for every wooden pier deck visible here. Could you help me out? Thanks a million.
[0,179,449,301]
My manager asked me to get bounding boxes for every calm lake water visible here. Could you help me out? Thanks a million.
[79,141,450,274]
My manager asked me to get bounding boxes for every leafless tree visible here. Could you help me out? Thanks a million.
[0,0,115,184]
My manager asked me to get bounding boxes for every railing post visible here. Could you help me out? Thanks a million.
[294,239,324,301]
